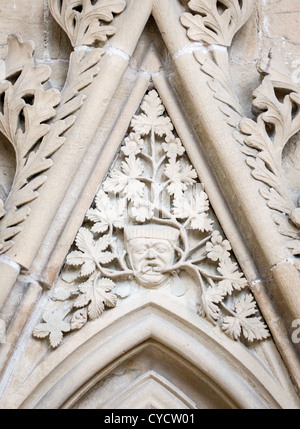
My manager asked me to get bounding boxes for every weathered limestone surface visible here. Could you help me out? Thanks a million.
[0,0,299,410]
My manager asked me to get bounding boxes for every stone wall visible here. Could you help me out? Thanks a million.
[0,0,299,409]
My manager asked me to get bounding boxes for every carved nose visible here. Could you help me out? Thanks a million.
[147,248,156,259]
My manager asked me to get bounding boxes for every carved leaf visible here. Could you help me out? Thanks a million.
[217,259,248,295]
[199,285,226,321]
[86,190,126,233]
[34,88,270,347]
[164,159,197,198]
[103,155,145,202]
[239,51,300,253]
[55,48,104,121]
[206,231,231,261]
[33,307,71,348]
[4,34,35,78]
[222,295,270,341]
[0,35,76,253]
[261,188,294,215]
[194,50,244,122]
[49,0,126,47]
[0,63,59,148]
[74,277,117,319]
[0,200,5,219]
[121,133,144,156]
[252,78,300,148]
[288,240,300,256]
[181,0,255,46]
[131,90,173,137]
[172,191,213,232]
[130,200,155,223]
[67,228,115,276]
[272,213,299,241]
[162,134,185,159]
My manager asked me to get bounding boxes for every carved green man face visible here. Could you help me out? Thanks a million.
[125,225,179,288]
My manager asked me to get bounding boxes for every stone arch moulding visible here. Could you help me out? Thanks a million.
[5,301,299,409]
[0,0,299,408]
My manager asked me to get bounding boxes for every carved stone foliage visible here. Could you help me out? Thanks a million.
[33,89,269,348]
[236,53,300,263]
[181,0,254,47]
[0,34,104,254]
[180,2,300,266]
[0,1,129,256]
[49,0,126,47]
[181,0,255,129]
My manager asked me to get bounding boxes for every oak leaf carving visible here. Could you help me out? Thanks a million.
[55,48,104,122]
[0,35,75,253]
[181,0,255,47]
[49,0,126,47]
[238,51,300,255]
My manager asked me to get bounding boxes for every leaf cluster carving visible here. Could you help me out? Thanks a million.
[180,1,299,265]
[0,35,104,254]
[180,1,255,130]
[49,0,126,47]
[180,0,255,47]
[34,90,269,348]
[237,52,300,259]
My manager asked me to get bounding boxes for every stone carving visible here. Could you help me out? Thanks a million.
[125,225,179,288]
[0,319,5,344]
[237,51,300,261]
[181,2,300,264]
[33,89,269,348]
[180,0,254,47]
[180,0,255,129]
[49,0,126,47]
[0,34,104,254]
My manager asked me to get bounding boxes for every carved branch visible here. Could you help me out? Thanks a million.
[34,90,269,348]
[0,35,73,253]
[0,33,104,254]
[180,1,256,128]
[194,49,243,125]
[238,51,300,257]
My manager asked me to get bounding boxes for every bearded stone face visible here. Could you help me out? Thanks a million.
[125,226,178,288]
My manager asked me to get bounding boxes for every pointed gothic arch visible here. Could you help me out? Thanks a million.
[0,0,299,409]
[7,298,296,409]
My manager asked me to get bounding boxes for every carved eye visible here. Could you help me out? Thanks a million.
[155,245,169,253]
[134,246,147,255]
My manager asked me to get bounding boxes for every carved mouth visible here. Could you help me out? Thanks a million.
[142,264,161,274]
